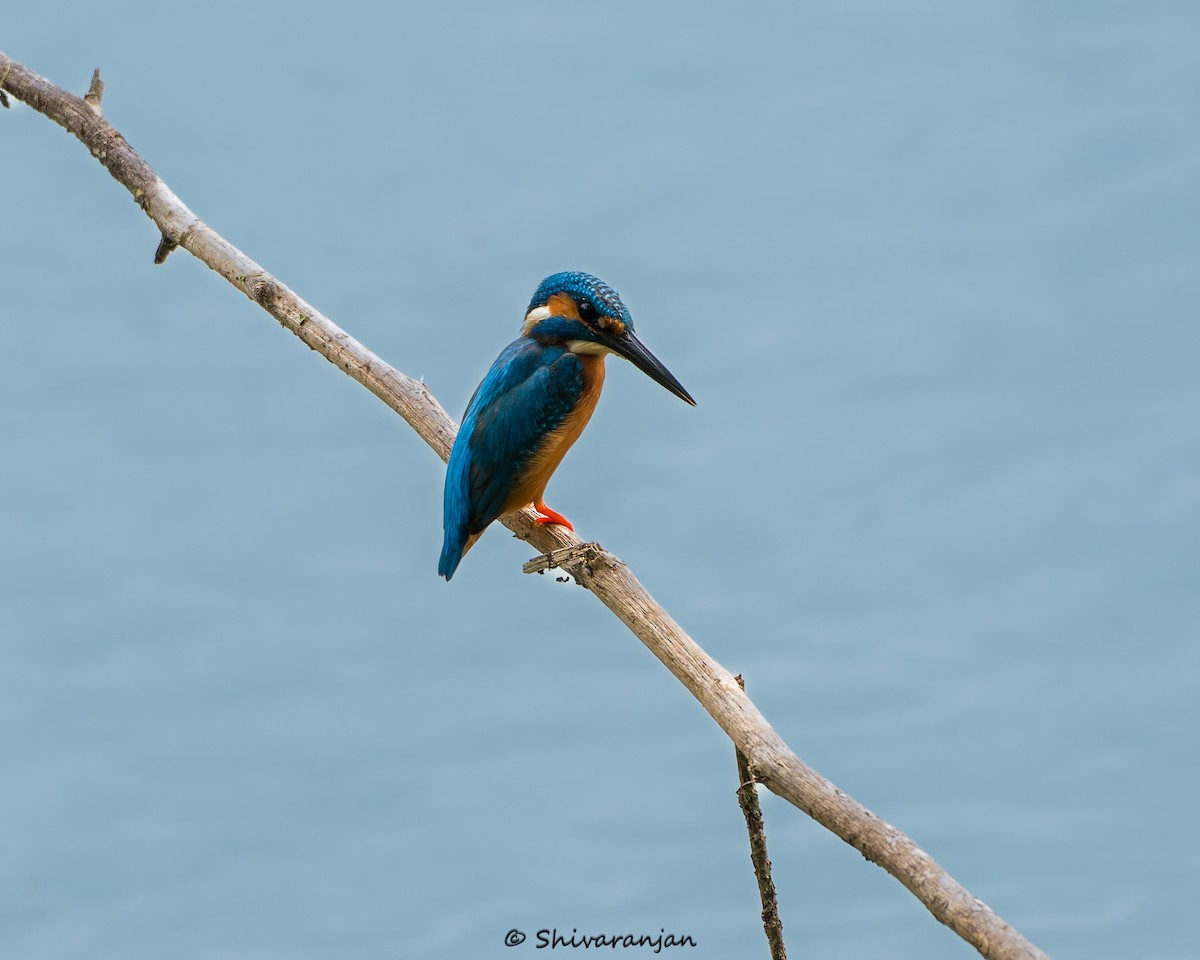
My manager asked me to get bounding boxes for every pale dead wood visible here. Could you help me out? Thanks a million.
[0,52,1050,960]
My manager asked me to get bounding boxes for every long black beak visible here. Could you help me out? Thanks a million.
[608,331,697,405]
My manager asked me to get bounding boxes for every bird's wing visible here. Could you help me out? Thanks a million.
[454,339,584,533]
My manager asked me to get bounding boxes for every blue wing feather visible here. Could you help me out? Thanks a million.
[438,338,583,579]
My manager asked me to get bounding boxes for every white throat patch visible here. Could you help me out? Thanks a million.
[520,305,551,336]
[567,340,613,356]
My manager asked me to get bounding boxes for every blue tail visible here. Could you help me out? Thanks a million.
[438,525,468,581]
[439,447,473,580]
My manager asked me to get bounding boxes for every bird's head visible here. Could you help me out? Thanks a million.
[521,271,696,406]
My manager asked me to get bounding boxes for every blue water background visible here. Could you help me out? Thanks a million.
[2,3,1197,958]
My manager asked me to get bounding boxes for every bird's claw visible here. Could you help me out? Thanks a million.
[533,501,575,531]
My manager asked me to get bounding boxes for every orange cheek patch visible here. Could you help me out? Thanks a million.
[547,292,582,321]
[599,315,626,336]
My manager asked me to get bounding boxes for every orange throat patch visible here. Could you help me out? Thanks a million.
[502,353,606,513]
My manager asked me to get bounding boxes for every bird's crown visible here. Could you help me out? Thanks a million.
[526,271,634,336]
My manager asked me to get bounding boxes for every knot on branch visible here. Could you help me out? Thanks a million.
[244,274,282,312]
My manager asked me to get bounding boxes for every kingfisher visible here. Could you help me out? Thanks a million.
[438,271,696,580]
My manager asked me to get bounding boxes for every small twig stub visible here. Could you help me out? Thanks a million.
[154,236,177,264]
[83,68,104,113]
[522,542,606,576]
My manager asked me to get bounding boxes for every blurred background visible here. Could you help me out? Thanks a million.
[2,3,1197,958]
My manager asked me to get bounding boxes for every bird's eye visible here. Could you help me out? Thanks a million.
[576,299,598,323]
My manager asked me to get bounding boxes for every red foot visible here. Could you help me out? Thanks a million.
[533,500,574,531]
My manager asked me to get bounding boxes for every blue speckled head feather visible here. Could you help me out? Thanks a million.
[527,271,635,333]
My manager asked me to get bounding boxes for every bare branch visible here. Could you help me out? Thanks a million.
[0,51,1050,960]
[735,676,788,960]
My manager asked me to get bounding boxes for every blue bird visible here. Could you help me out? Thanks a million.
[438,271,696,580]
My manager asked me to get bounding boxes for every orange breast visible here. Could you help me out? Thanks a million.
[502,353,606,513]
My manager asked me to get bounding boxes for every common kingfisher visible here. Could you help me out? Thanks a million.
[438,271,696,580]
